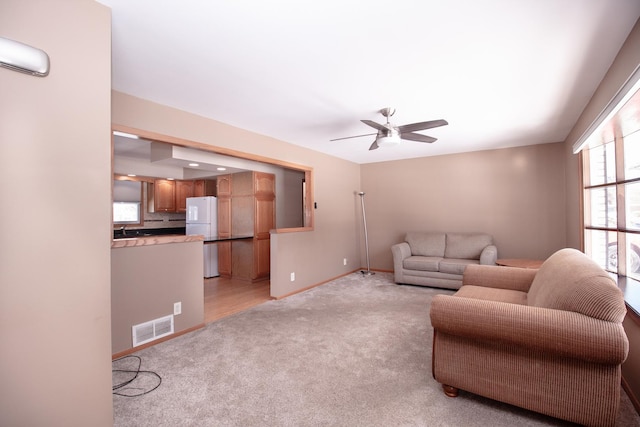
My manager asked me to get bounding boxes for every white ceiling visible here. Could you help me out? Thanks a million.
[98,0,640,164]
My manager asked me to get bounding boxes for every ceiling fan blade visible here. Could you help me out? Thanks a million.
[361,119,390,132]
[400,132,437,143]
[368,140,379,150]
[397,119,448,133]
[330,132,377,142]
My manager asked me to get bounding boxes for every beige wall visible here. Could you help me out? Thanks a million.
[360,142,567,270]
[111,92,362,298]
[563,17,640,412]
[0,0,113,426]
[111,241,205,354]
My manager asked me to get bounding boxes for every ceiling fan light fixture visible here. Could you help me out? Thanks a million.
[376,134,402,147]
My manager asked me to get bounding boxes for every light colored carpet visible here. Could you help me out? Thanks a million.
[113,272,640,426]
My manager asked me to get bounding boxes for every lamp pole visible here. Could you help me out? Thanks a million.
[358,191,374,276]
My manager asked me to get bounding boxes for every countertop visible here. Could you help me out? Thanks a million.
[111,234,203,248]
[111,234,254,248]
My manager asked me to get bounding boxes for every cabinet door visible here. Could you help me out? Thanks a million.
[175,180,195,213]
[217,196,232,237]
[255,197,275,239]
[193,180,205,197]
[217,241,231,277]
[254,171,275,196]
[253,238,270,280]
[217,174,232,197]
[154,179,176,212]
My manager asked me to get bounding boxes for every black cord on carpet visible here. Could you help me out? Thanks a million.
[112,355,162,397]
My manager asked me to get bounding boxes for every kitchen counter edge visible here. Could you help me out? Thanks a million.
[111,234,204,248]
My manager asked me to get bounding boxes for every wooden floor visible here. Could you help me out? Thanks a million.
[204,276,272,323]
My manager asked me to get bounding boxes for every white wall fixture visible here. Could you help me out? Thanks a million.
[0,36,50,77]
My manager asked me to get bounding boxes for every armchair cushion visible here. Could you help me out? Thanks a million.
[453,285,527,305]
[463,264,536,292]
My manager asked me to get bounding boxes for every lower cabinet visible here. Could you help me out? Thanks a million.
[217,241,231,277]
[230,238,270,282]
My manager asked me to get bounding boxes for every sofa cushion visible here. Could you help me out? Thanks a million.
[439,258,478,275]
[528,248,626,322]
[405,232,446,257]
[444,233,493,260]
[403,256,441,272]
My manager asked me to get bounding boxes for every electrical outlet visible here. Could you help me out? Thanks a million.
[343,258,347,266]
[174,302,182,316]
[290,272,295,281]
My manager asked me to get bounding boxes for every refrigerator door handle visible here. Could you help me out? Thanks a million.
[187,205,198,222]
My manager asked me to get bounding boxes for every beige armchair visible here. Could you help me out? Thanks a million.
[430,248,629,427]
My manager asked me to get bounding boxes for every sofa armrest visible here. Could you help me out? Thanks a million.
[479,245,498,265]
[463,264,536,292]
[391,242,411,283]
[391,242,411,262]
[430,295,629,364]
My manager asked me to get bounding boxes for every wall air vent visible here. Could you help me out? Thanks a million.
[132,315,174,347]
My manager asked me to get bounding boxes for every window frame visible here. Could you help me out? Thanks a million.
[580,82,640,316]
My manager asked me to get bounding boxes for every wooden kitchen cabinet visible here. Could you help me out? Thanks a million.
[216,175,232,277]
[216,174,232,197]
[175,180,195,212]
[230,171,275,282]
[215,172,275,281]
[194,179,217,197]
[154,179,176,212]
[152,179,206,213]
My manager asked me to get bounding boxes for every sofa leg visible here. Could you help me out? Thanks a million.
[442,384,459,397]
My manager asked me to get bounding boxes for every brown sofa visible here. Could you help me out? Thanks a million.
[430,248,628,427]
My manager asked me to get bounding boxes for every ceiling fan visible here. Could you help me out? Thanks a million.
[331,108,448,150]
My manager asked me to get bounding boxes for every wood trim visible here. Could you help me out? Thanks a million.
[112,124,313,174]
[111,323,205,360]
[622,375,640,416]
[272,227,314,234]
[578,150,585,252]
[627,303,640,326]
[273,269,362,299]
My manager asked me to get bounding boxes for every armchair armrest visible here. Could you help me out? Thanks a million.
[463,264,536,292]
[479,245,498,265]
[430,295,629,364]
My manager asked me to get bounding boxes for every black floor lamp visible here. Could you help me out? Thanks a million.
[358,191,374,276]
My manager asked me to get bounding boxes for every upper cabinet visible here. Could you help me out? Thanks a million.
[150,178,216,213]
[154,179,176,212]
[175,180,194,213]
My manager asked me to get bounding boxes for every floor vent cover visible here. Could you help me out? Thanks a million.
[132,315,174,347]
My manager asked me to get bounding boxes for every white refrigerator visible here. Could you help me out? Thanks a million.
[186,196,219,278]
